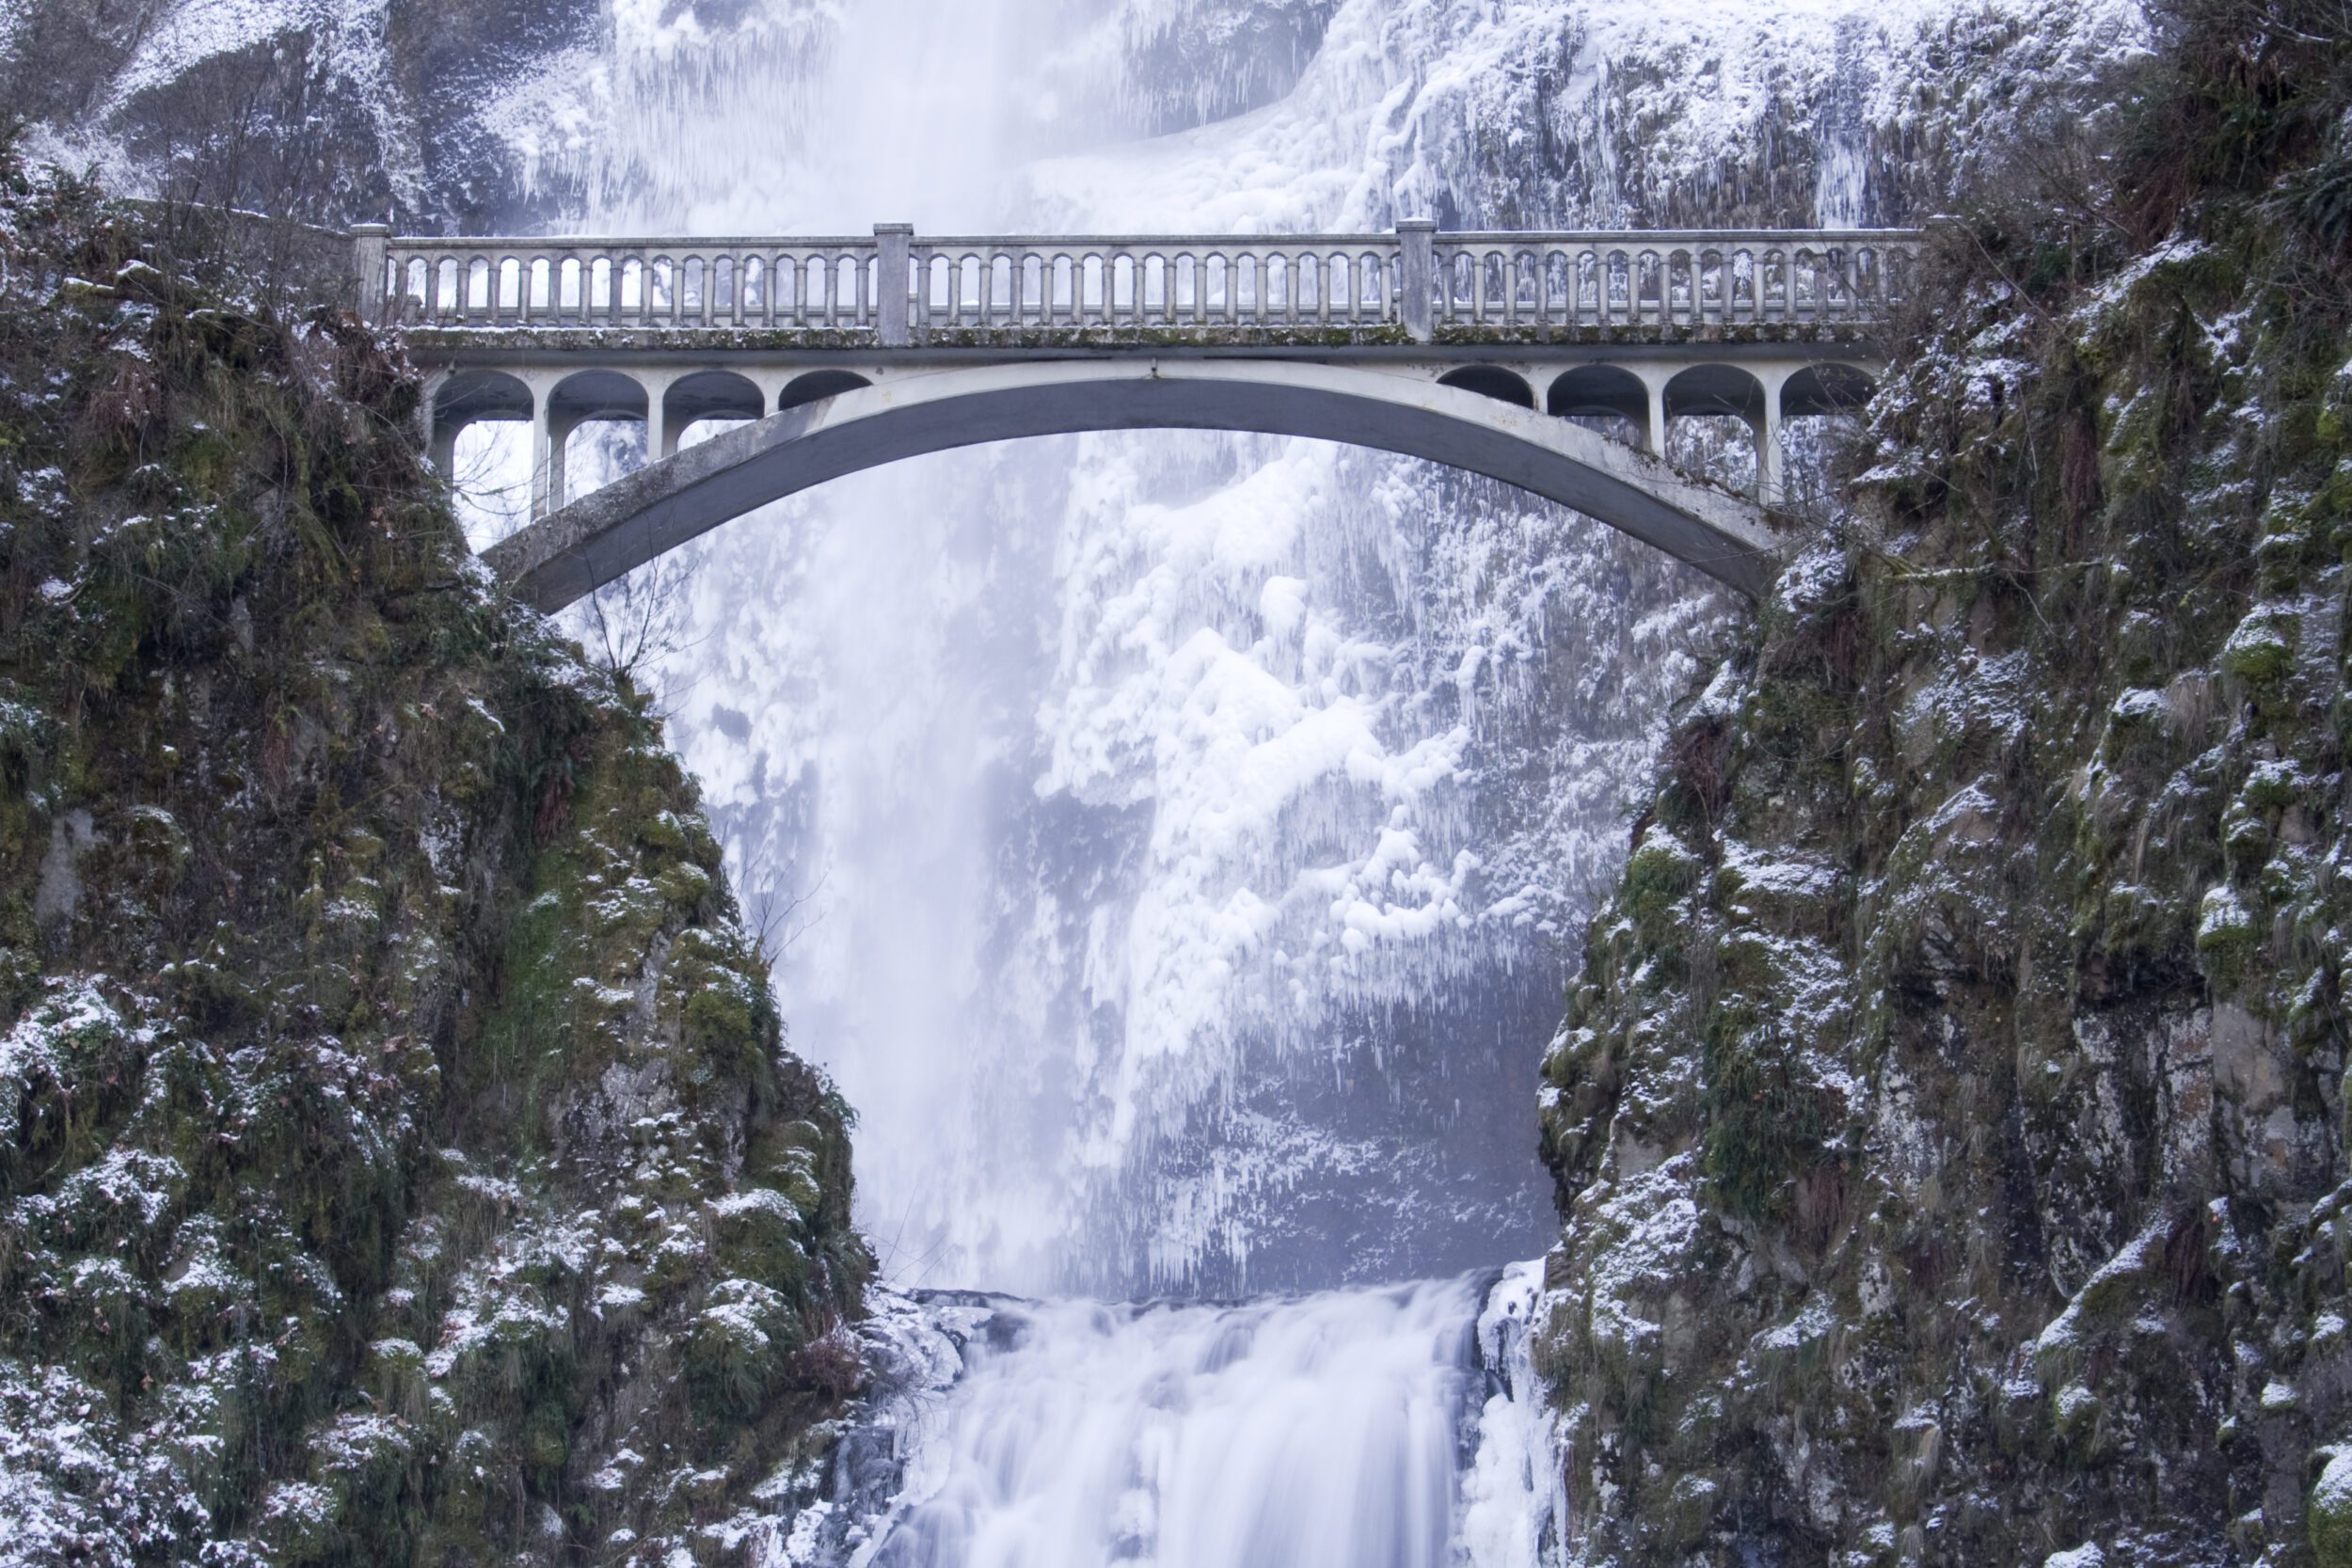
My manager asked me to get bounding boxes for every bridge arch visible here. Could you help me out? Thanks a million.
[1663,362,1768,422]
[662,370,765,456]
[1547,365,1646,424]
[544,370,652,508]
[779,370,873,413]
[1437,366,1534,409]
[479,358,1781,613]
[1784,361,1877,417]
[427,369,532,477]
[1546,365,1650,450]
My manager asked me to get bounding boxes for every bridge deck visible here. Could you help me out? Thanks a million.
[359,224,1925,347]
[367,224,1923,607]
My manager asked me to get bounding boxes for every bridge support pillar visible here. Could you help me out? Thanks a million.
[1752,366,1792,508]
[623,370,679,459]
[876,224,913,347]
[1644,378,1668,459]
[1398,220,1435,343]
[547,413,583,511]
[1754,405,1784,507]
[528,381,555,521]
[420,371,449,472]
[352,223,388,325]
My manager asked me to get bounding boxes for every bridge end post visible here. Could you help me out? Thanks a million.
[351,223,389,325]
[876,223,913,346]
[1397,220,1435,342]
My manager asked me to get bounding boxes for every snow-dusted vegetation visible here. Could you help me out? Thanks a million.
[0,161,867,1561]
[1534,4,2352,1556]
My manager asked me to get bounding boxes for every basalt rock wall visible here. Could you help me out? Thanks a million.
[1534,6,2352,1561]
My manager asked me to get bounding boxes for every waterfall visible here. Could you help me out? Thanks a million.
[448,0,1983,1555]
[782,1263,1562,1567]
[866,1279,1477,1568]
[483,0,1735,1301]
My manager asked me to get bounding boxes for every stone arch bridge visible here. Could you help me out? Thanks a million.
[357,222,1924,608]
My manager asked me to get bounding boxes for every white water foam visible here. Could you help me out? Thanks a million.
[825,1270,1561,1568]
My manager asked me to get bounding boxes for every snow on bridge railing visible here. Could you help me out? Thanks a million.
[354,223,1926,342]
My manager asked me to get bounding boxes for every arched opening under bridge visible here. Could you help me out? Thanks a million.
[476,358,1787,612]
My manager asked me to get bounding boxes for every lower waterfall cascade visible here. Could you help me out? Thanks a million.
[780,1263,1562,1568]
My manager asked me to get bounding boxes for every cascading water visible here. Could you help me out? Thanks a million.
[786,1261,1562,1566]
[501,0,1741,1302]
[866,1279,1477,1568]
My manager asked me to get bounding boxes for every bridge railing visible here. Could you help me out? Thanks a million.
[900,233,1407,333]
[361,232,885,332]
[360,225,1924,341]
[1431,231,1917,331]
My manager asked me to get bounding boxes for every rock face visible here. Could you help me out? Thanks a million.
[0,164,866,1562]
[1534,6,2352,1561]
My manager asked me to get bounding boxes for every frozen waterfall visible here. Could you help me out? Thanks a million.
[445,0,1997,1555]
[477,0,1745,1302]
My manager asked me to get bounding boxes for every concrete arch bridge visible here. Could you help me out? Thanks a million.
[356,222,1925,609]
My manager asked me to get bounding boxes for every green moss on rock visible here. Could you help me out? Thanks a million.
[0,150,867,1563]
[1531,6,2352,1560]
